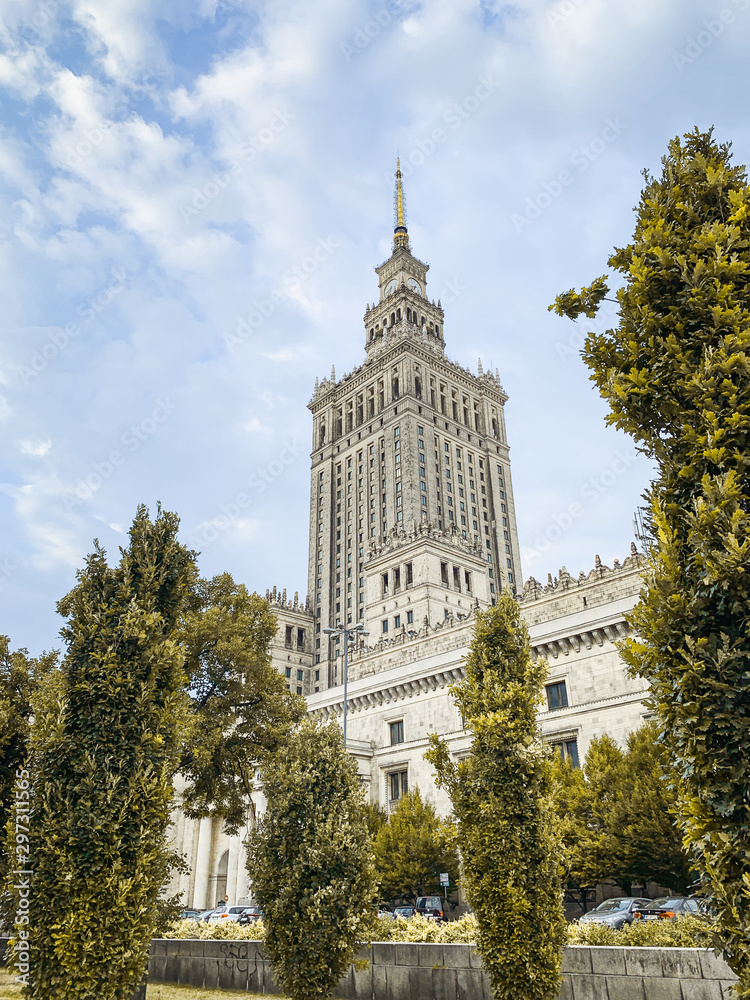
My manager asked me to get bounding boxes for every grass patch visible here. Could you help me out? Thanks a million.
[147,986,275,999]
[0,970,274,1000]
[0,968,24,999]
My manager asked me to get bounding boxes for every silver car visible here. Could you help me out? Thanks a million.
[578,897,652,930]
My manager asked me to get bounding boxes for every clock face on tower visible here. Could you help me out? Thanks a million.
[407,277,421,294]
[384,279,397,296]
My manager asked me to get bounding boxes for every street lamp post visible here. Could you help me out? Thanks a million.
[323,622,369,744]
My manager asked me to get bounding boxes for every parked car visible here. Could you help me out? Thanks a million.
[179,908,203,920]
[208,905,251,922]
[416,896,447,922]
[633,897,702,921]
[238,905,264,925]
[577,898,652,930]
[393,906,416,919]
[376,904,396,919]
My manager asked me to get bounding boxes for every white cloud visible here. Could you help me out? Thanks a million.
[19,438,51,456]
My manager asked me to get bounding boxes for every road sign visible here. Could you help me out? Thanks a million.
[439,873,449,886]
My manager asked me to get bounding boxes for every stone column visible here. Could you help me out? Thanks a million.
[192,816,213,911]
[235,833,251,902]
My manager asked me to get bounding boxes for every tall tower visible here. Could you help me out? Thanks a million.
[308,162,522,687]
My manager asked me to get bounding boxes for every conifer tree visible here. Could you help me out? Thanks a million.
[426,596,564,1000]
[551,721,692,900]
[247,717,375,1000]
[18,505,195,1000]
[372,788,459,902]
[550,127,750,993]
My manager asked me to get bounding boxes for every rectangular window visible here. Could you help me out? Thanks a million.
[546,680,569,711]
[296,685,303,695]
[394,615,401,628]
[382,619,389,633]
[390,720,404,745]
[297,627,305,649]
[406,610,413,624]
[297,669,303,681]
[389,770,408,802]
[555,739,580,768]
[285,667,291,678]
[441,562,449,586]
[284,624,293,648]
[315,670,320,681]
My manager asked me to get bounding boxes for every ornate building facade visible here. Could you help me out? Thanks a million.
[168,164,650,910]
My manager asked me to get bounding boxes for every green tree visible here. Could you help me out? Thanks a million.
[247,717,375,1000]
[550,736,622,908]
[372,788,459,902]
[550,127,750,992]
[177,573,304,833]
[18,505,195,1000]
[426,596,565,1000]
[551,722,692,904]
[614,722,693,893]
[361,800,387,842]
[0,639,57,923]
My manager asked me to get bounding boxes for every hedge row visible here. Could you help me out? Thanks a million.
[163,912,713,949]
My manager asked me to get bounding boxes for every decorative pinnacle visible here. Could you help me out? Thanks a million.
[393,157,410,251]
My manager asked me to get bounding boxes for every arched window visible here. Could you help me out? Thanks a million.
[397,308,401,321]
[214,850,229,908]
[391,312,395,326]
[406,308,411,322]
[319,423,326,446]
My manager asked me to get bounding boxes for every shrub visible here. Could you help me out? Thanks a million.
[551,126,750,995]
[426,596,565,1000]
[246,718,375,1000]
[566,914,712,949]
[14,507,194,1000]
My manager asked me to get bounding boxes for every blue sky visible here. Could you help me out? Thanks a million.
[2,0,749,655]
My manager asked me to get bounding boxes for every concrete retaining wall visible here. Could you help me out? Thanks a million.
[2,935,740,999]
[148,939,739,999]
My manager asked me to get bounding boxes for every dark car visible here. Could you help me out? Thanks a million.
[416,896,447,922]
[577,897,652,930]
[633,897,702,921]
[238,905,264,925]
[393,906,416,919]
[179,908,203,920]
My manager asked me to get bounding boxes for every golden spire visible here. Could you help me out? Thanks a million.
[393,157,410,251]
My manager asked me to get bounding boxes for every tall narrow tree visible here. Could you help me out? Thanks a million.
[426,596,565,1000]
[19,505,195,1000]
[550,127,750,993]
[247,717,375,1000]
